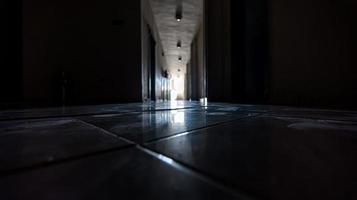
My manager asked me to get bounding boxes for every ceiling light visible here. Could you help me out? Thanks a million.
[177,41,181,49]
[176,3,182,22]
[176,12,182,22]
[178,56,182,62]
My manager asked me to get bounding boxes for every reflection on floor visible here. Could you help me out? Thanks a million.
[1,101,357,199]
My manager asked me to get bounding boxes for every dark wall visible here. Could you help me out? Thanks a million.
[269,0,357,109]
[189,23,205,101]
[231,0,269,104]
[1,0,23,108]
[190,36,199,100]
[206,0,268,103]
[210,0,357,109]
[205,0,232,102]
[21,0,142,107]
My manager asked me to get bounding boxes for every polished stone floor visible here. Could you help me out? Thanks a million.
[0,101,357,200]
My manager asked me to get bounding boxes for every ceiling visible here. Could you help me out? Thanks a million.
[149,0,203,75]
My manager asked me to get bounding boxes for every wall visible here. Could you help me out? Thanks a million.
[228,0,357,109]
[141,0,168,101]
[0,0,23,108]
[197,22,206,98]
[188,21,205,100]
[141,21,151,101]
[230,0,269,104]
[190,36,198,100]
[186,62,192,99]
[155,45,167,101]
[269,0,357,109]
[205,0,232,102]
[21,0,142,106]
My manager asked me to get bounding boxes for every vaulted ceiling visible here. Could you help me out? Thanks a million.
[149,0,203,75]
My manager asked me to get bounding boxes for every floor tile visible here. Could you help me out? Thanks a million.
[147,116,357,200]
[0,101,201,121]
[79,109,257,143]
[267,108,357,122]
[0,118,131,173]
[0,147,241,200]
[204,103,290,113]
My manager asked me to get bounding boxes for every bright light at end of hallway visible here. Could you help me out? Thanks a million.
[171,75,185,100]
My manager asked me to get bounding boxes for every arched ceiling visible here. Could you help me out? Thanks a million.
[149,0,203,76]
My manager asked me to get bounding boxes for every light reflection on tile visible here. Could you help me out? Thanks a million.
[1,101,357,199]
[79,109,257,143]
[0,101,202,121]
[0,147,239,200]
[147,115,357,200]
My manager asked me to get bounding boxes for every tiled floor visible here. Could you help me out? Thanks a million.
[0,101,356,200]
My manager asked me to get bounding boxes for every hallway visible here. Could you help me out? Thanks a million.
[141,0,205,101]
[1,101,357,199]
[2,0,357,199]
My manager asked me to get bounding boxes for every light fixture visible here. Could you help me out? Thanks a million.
[176,12,182,22]
[176,2,182,22]
[177,41,181,49]
[178,56,182,62]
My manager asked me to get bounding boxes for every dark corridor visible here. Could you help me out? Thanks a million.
[1,0,357,199]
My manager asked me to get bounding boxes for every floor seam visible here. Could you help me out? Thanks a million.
[0,106,201,122]
[76,119,136,144]
[136,145,263,200]
[0,144,135,178]
[144,113,264,145]
[264,113,357,123]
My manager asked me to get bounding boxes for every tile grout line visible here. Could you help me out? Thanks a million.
[75,112,264,199]
[0,106,219,122]
[76,119,136,145]
[0,111,263,179]
[0,107,271,198]
[144,113,264,145]
[0,117,140,178]
[78,112,263,146]
[136,145,262,200]
[0,144,135,179]
[264,113,357,123]
[1,108,271,199]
